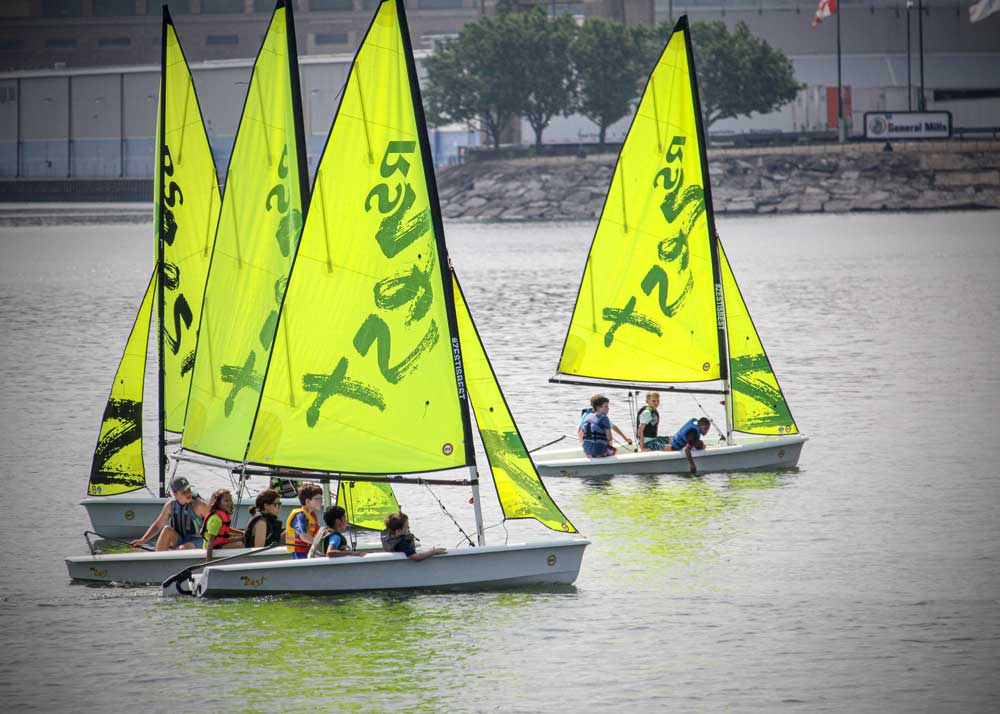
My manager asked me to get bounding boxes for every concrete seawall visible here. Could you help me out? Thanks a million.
[436,140,1000,221]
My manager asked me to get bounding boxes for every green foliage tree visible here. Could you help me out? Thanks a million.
[511,9,577,149]
[570,18,649,145]
[644,20,800,133]
[423,18,523,150]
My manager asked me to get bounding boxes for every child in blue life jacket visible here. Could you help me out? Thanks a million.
[577,394,632,456]
[308,505,365,559]
[668,417,712,474]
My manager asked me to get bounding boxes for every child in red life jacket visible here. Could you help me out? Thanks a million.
[201,489,245,560]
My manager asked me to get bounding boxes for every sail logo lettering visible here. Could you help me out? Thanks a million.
[221,144,302,416]
[160,144,195,376]
[601,135,704,347]
[302,140,438,425]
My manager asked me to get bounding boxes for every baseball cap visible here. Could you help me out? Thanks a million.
[169,475,193,494]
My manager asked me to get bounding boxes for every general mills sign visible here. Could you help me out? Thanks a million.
[864,111,952,140]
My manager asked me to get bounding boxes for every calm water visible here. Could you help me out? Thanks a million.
[1,211,998,713]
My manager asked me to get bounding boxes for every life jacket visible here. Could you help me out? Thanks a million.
[581,412,608,443]
[670,418,701,451]
[199,509,233,548]
[381,529,416,554]
[243,511,282,547]
[636,406,659,440]
[168,499,201,538]
[285,507,319,554]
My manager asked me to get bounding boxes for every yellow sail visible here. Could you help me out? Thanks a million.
[720,242,798,435]
[453,275,577,533]
[182,1,308,461]
[88,272,155,496]
[337,480,400,531]
[159,11,221,433]
[245,0,472,475]
[557,18,723,385]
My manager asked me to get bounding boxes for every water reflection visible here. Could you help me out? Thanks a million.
[572,471,792,581]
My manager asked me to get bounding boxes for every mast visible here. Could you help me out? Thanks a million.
[156,7,170,496]
[682,17,733,444]
[397,0,482,544]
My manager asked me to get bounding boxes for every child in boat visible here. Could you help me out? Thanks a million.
[284,483,323,559]
[243,488,283,548]
[668,417,712,474]
[381,512,446,561]
[579,395,630,458]
[578,394,632,452]
[308,505,365,558]
[130,475,210,551]
[636,391,668,451]
[201,488,246,560]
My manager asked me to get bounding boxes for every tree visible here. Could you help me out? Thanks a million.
[645,20,800,133]
[570,18,649,145]
[423,19,523,150]
[511,9,577,149]
[424,9,577,150]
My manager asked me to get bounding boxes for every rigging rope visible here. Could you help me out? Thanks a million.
[422,482,475,547]
[687,393,727,441]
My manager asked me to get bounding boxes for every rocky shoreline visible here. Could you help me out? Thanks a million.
[436,140,1000,221]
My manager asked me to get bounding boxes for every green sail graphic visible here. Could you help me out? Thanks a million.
[453,274,577,533]
[158,11,221,433]
[182,1,309,461]
[337,480,400,531]
[245,0,472,475]
[88,271,155,496]
[719,241,797,435]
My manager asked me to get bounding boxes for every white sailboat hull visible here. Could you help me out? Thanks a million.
[534,435,806,477]
[80,496,296,540]
[172,540,590,597]
[66,547,292,585]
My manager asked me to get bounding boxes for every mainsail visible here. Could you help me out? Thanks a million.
[719,242,798,435]
[88,9,220,496]
[158,8,222,435]
[88,273,155,496]
[555,16,725,387]
[245,0,474,476]
[182,0,310,462]
[453,275,577,533]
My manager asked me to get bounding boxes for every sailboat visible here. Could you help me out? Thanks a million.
[532,17,806,478]
[69,2,309,583]
[170,0,588,597]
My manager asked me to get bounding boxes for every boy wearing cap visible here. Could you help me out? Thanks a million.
[130,476,211,551]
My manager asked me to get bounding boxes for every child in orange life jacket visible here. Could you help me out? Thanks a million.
[201,489,245,561]
[285,483,323,560]
[308,505,366,559]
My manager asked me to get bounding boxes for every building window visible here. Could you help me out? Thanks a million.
[94,0,136,16]
[148,0,190,13]
[46,38,79,49]
[202,0,245,13]
[42,0,82,17]
[310,0,354,11]
[98,37,131,48]
[0,39,25,51]
[417,0,463,9]
[315,32,349,45]
[206,35,240,45]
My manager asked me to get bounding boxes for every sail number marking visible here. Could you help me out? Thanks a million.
[302,140,438,425]
[601,135,705,347]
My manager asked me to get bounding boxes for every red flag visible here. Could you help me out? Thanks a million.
[811,0,837,27]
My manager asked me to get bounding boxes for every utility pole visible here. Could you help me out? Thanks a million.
[906,0,913,110]
[836,1,845,143]
[917,0,926,111]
